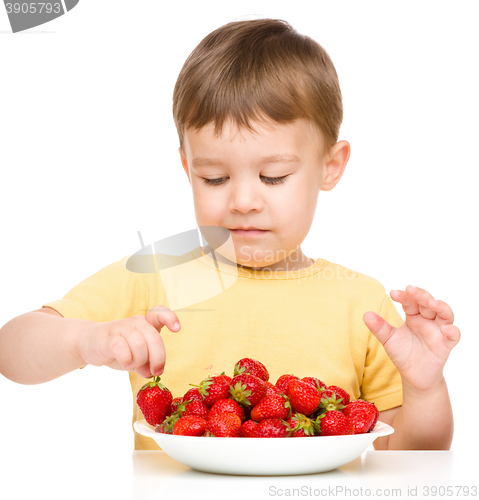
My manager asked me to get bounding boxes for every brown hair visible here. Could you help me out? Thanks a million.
[173,19,343,155]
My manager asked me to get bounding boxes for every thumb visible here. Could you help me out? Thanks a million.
[363,311,396,346]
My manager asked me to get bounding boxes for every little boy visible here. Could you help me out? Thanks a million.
[0,19,460,451]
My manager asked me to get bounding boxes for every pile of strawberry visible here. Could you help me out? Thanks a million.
[136,358,379,438]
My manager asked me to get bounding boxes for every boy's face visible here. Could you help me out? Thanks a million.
[180,118,349,271]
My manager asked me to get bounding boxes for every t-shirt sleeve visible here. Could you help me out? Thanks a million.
[42,257,148,322]
[360,294,404,412]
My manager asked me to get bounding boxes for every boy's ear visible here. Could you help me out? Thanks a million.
[320,140,351,191]
[179,148,191,183]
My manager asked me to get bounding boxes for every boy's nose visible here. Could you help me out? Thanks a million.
[228,182,264,213]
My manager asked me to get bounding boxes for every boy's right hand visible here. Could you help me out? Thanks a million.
[77,306,181,379]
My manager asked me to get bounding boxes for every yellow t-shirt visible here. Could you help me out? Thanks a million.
[43,247,404,450]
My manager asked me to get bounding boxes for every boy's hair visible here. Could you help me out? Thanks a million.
[173,18,343,155]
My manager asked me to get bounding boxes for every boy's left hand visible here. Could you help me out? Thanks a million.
[363,285,460,393]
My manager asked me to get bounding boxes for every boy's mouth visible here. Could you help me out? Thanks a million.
[230,228,269,236]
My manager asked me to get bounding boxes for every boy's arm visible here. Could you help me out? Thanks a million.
[0,308,87,384]
[0,306,181,385]
[364,286,459,450]
[373,407,399,449]
[374,379,453,450]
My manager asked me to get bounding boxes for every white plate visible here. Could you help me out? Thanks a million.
[134,419,394,476]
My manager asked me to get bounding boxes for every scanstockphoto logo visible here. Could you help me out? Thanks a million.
[3,0,79,33]
[127,226,239,311]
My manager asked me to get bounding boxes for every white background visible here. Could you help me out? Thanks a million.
[1,0,478,495]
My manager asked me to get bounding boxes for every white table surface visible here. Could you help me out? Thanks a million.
[1,446,477,500]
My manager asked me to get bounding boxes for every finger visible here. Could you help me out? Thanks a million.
[427,297,455,325]
[391,286,436,320]
[135,364,158,379]
[122,328,149,370]
[140,323,166,376]
[390,288,420,315]
[363,311,397,346]
[146,305,181,333]
[440,324,461,349]
[109,337,133,371]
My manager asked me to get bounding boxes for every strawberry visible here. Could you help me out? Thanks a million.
[316,388,347,414]
[229,373,267,407]
[287,379,321,416]
[251,394,291,422]
[255,418,290,438]
[136,376,173,426]
[316,410,354,436]
[173,415,208,436]
[275,374,299,394]
[239,419,259,437]
[183,399,210,419]
[301,376,327,391]
[182,387,204,403]
[327,385,351,406]
[343,400,379,433]
[286,412,316,437]
[155,413,180,434]
[167,396,184,416]
[234,358,269,381]
[193,374,232,407]
[208,399,245,422]
[265,381,283,397]
[366,402,379,431]
[205,412,242,437]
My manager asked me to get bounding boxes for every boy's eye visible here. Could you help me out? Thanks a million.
[202,176,288,186]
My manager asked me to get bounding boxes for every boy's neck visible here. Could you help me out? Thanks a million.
[201,246,314,272]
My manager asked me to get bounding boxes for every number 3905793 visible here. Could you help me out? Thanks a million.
[5,3,62,14]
